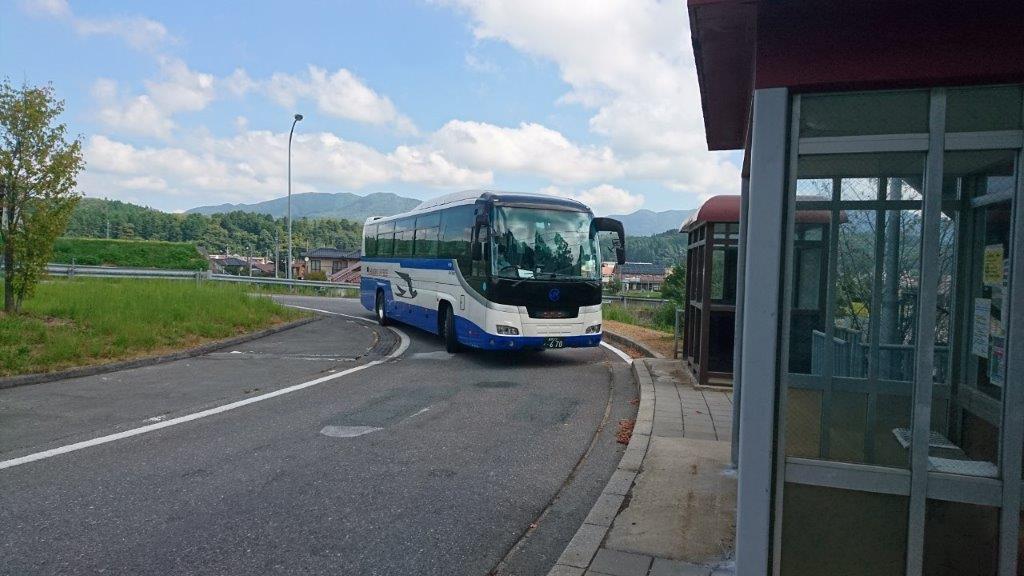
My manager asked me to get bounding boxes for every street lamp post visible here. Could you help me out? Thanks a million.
[287,113,303,280]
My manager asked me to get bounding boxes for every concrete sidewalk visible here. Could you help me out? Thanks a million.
[548,359,736,576]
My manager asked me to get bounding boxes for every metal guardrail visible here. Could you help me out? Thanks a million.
[601,294,670,305]
[46,264,200,279]
[209,273,357,290]
[45,264,357,290]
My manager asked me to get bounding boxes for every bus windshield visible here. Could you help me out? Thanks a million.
[491,205,600,280]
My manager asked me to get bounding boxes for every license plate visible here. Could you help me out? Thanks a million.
[544,337,565,349]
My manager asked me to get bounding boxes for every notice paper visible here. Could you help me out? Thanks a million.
[983,245,1004,286]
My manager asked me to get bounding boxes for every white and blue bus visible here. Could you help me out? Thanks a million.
[360,190,626,352]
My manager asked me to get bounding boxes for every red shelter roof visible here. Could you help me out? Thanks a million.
[680,195,741,231]
[688,0,1024,151]
[680,194,839,232]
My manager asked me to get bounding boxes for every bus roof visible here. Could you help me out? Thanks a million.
[363,190,591,225]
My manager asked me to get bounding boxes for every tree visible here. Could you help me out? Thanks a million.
[0,81,83,313]
[661,263,686,302]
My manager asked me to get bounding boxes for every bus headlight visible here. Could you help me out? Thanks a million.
[586,323,602,334]
[496,325,520,335]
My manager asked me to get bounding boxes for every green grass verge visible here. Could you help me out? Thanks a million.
[53,237,208,270]
[603,301,680,333]
[0,278,308,377]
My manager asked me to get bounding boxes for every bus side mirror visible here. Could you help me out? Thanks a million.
[592,217,626,265]
[471,241,482,261]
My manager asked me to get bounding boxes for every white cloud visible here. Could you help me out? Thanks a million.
[540,184,644,216]
[81,131,490,208]
[224,69,256,97]
[91,79,175,139]
[145,58,216,113]
[443,0,737,199]
[73,15,174,52]
[265,66,417,134]
[91,60,221,139]
[20,0,70,18]
[21,0,175,51]
[390,145,493,187]
[431,120,622,183]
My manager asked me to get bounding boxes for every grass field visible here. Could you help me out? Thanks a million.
[603,301,679,333]
[0,278,308,377]
[53,237,208,270]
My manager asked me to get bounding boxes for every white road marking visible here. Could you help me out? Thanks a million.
[410,407,431,418]
[600,341,633,364]
[285,304,377,324]
[320,425,382,438]
[0,320,409,471]
[410,350,453,360]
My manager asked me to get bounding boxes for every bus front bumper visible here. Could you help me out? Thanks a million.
[457,324,603,351]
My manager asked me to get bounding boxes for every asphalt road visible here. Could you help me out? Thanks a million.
[0,296,636,576]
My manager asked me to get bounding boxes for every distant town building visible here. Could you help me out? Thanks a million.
[294,248,361,282]
[617,262,667,292]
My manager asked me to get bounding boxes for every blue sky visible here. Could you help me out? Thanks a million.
[2,0,741,215]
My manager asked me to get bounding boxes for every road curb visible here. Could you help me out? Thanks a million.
[547,359,656,575]
[0,316,319,390]
[602,329,666,359]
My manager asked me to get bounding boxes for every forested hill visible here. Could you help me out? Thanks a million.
[66,197,688,267]
[65,198,363,256]
[600,229,687,268]
[186,191,420,220]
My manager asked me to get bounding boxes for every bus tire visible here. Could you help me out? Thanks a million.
[442,305,460,353]
[375,290,389,326]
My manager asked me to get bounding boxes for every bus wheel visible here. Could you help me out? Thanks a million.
[442,305,460,353]
[375,291,389,326]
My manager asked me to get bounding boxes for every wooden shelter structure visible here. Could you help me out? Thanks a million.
[680,195,740,387]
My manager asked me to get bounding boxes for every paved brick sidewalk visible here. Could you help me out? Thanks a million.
[548,359,736,576]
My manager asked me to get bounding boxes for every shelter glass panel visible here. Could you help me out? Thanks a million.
[784,153,924,465]
[923,500,999,576]
[799,90,930,138]
[945,85,1023,133]
[780,483,908,576]
[927,151,1017,478]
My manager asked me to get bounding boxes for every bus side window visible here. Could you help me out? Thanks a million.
[415,227,439,257]
[440,205,475,274]
[377,233,394,256]
[363,224,377,257]
[395,229,414,257]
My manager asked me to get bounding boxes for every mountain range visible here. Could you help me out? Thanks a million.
[186,191,696,237]
[606,208,695,236]
[186,192,421,222]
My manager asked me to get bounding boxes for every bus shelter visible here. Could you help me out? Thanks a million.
[688,2,1024,574]
[680,195,740,387]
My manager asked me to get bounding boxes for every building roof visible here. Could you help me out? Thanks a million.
[688,0,756,151]
[619,262,667,276]
[219,257,248,267]
[680,195,741,231]
[306,248,360,259]
[688,0,1024,151]
[680,194,841,232]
